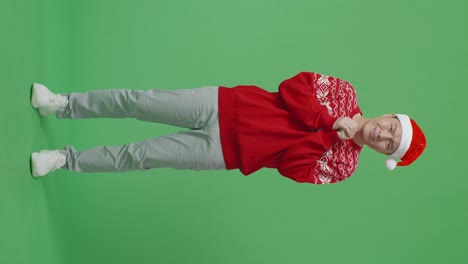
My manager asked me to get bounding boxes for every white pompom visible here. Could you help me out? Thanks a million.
[386,159,397,170]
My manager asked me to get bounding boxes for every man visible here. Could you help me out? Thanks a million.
[30,72,426,184]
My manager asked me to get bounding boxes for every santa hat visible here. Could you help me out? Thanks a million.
[385,114,426,170]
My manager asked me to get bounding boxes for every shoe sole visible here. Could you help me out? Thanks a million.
[29,152,33,176]
[31,152,41,177]
[31,83,40,108]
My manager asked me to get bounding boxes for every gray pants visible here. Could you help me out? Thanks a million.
[56,86,226,172]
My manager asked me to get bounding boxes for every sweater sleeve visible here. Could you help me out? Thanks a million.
[277,130,348,184]
[278,72,338,130]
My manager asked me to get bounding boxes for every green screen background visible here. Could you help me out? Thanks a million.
[1,0,467,263]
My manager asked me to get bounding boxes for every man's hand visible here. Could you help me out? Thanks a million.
[332,117,358,140]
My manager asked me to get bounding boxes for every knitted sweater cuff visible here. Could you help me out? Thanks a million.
[318,111,338,131]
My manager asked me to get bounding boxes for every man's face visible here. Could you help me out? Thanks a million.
[360,114,402,155]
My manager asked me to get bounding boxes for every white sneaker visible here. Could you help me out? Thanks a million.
[31,150,67,177]
[31,83,69,116]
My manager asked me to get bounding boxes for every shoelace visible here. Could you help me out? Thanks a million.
[49,94,69,108]
[50,151,66,170]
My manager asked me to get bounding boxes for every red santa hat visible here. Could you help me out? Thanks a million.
[385,114,426,170]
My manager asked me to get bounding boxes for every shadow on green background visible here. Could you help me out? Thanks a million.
[1,0,467,263]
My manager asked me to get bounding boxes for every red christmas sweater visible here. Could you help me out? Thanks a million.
[218,72,363,184]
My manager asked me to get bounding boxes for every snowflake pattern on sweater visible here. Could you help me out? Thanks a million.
[313,74,361,184]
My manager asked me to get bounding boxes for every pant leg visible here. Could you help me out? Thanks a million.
[59,124,226,172]
[57,86,219,129]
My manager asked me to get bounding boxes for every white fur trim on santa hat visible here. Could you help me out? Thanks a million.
[391,114,413,159]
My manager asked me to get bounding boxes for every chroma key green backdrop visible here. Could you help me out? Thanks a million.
[1,0,467,263]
